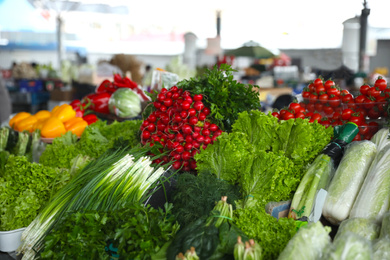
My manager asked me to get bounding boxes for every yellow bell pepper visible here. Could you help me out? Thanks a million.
[33,118,49,131]
[66,119,88,137]
[15,115,38,133]
[51,105,60,114]
[64,117,84,130]
[34,110,51,121]
[9,112,31,129]
[51,104,76,123]
[41,117,67,138]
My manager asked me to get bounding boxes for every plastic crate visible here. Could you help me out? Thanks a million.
[18,79,43,93]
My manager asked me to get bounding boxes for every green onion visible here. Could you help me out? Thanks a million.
[19,145,170,259]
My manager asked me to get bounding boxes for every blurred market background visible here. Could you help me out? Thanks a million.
[1,0,390,121]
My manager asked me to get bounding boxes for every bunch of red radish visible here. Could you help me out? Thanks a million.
[140,86,223,171]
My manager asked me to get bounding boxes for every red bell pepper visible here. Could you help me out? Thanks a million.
[96,79,117,94]
[89,92,112,114]
[70,99,81,109]
[113,73,138,89]
[83,114,98,125]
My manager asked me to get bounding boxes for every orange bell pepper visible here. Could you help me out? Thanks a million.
[15,115,38,133]
[64,117,84,130]
[9,112,31,129]
[51,105,60,114]
[33,118,49,131]
[34,110,51,121]
[41,117,67,138]
[51,104,76,123]
[66,119,88,137]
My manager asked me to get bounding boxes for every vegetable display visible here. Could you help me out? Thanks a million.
[20,145,168,259]
[322,141,377,225]
[108,87,142,118]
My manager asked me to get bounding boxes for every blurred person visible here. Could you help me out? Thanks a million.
[0,77,12,124]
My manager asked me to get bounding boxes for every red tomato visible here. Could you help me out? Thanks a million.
[324,80,335,90]
[316,84,326,94]
[309,93,318,103]
[302,91,311,99]
[332,112,342,121]
[352,134,362,142]
[328,96,341,108]
[327,87,341,96]
[359,123,369,136]
[364,99,375,110]
[349,115,363,126]
[282,111,295,120]
[323,106,334,116]
[331,120,343,126]
[374,77,387,91]
[306,103,315,113]
[315,102,324,112]
[288,102,302,113]
[318,93,329,104]
[368,121,379,134]
[311,113,322,122]
[272,111,280,119]
[347,101,357,110]
[319,118,331,128]
[360,84,371,95]
[368,108,380,119]
[355,108,367,119]
[367,87,381,98]
[341,109,354,120]
[341,89,350,95]
[308,83,316,93]
[280,109,287,116]
[355,95,367,104]
[305,112,314,118]
[295,112,306,119]
[313,78,323,88]
[342,94,354,103]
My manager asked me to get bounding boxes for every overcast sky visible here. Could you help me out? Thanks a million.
[123,0,390,49]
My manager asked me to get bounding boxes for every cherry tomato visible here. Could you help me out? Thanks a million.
[355,95,367,104]
[310,113,322,122]
[367,87,381,98]
[282,111,295,120]
[306,103,315,113]
[309,93,318,103]
[319,118,331,128]
[313,78,323,88]
[328,96,341,108]
[295,112,306,119]
[308,83,316,93]
[352,134,362,142]
[316,84,326,94]
[315,102,324,112]
[359,123,369,136]
[323,106,334,116]
[368,121,379,134]
[368,108,380,119]
[374,77,387,91]
[326,87,341,96]
[342,94,354,103]
[324,80,335,90]
[288,102,301,113]
[302,91,311,99]
[364,99,375,110]
[332,112,341,121]
[318,93,329,104]
[272,111,280,119]
[349,115,363,126]
[341,109,353,120]
[360,84,371,95]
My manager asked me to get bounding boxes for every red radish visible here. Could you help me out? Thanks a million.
[192,132,200,139]
[197,135,205,143]
[157,93,166,101]
[193,101,204,111]
[202,107,210,116]
[202,129,211,136]
[193,126,202,132]
[203,121,211,129]
[193,94,203,101]
[209,124,218,132]
[176,145,184,153]
[172,92,180,100]
[176,134,184,142]
[204,136,211,144]
[192,141,201,149]
[189,117,198,125]
[198,113,206,121]
[182,124,192,135]
[181,101,191,110]
[165,92,173,99]
[184,142,193,151]
[182,151,191,161]
[142,131,151,139]
[185,96,193,104]
[188,108,197,117]
[173,161,182,170]
[161,88,168,94]
[185,135,193,143]
[180,111,188,118]
[148,114,157,123]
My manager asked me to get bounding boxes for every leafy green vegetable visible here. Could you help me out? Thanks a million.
[108,88,142,118]
[39,120,142,170]
[40,203,179,260]
[195,132,251,183]
[177,64,261,132]
[0,155,70,231]
[334,218,380,242]
[234,206,297,260]
[39,131,79,169]
[277,221,331,260]
[171,171,242,229]
[373,237,390,259]
[238,151,297,208]
[323,141,377,225]
[321,231,372,260]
